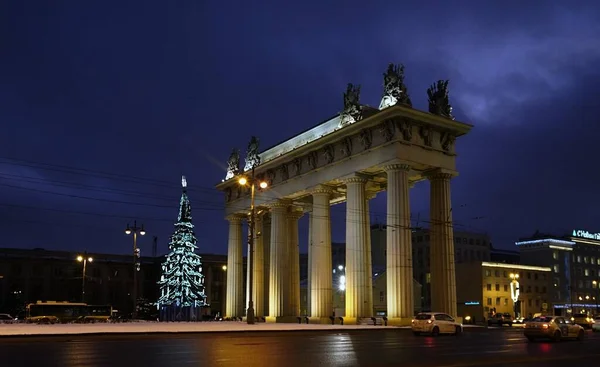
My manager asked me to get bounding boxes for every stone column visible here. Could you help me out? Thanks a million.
[288,208,303,317]
[245,223,251,316]
[310,186,333,320]
[365,192,375,316]
[253,214,265,317]
[225,214,244,318]
[268,200,290,320]
[307,206,312,316]
[428,170,457,317]
[262,214,271,316]
[344,176,371,322]
[384,164,413,324]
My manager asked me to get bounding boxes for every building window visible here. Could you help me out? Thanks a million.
[495,270,500,277]
[535,286,539,293]
[527,272,531,279]
[553,251,559,260]
[554,264,559,273]
[503,298,508,306]
[577,255,582,263]
[487,284,492,291]
[528,299,532,306]
[503,271,507,278]
[485,269,491,277]
[487,298,492,305]
[534,273,538,280]
[504,285,508,292]
[426,273,431,283]
[535,299,540,307]
[495,284,500,291]
[585,269,590,277]
[584,256,589,264]
[495,297,500,305]
[380,291,384,302]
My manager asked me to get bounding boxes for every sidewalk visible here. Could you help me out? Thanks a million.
[0,322,398,337]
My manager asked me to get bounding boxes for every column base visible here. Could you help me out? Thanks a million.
[387,317,414,327]
[342,317,358,325]
[264,316,300,323]
[308,316,336,325]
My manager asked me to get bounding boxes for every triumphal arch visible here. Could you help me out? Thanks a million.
[216,64,473,325]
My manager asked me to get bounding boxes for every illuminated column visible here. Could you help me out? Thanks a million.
[269,200,290,318]
[384,164,413,321]
[365,192,375,316]
[245,222,251,316]
[288,207,303,316]
[344,176,371,320]
[253,214,265,317]
[262,214,271,316]
[310,186,333,318]
[307,206,312,316]
[225,214,244,318]
[428,170,457,317]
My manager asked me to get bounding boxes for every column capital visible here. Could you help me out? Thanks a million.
[424,169,456,181]
[341,173,369,184]
[310,184,334,195]
[366,191,377,200]
[383,163,411,172]
[287,207,304,220]
[226,214,246,222]
[267,199,292,210]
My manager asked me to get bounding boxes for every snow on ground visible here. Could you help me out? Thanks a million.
[0,322,400,336]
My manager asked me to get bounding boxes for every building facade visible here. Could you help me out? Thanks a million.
[517,229,600,315]
[0,248,228,317]
[456,261,552,321]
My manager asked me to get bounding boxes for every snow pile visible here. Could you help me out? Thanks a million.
[0,322,395,336]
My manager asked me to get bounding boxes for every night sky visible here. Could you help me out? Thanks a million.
[2,1,599,257]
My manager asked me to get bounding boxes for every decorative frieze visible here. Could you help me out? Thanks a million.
[359,128,373,150]
[379,120,395,142]
[323,144,335,164]
[340,137,353,158]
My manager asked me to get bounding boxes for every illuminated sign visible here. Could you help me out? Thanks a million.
[510,280,520,303]
[572,230,600,240]
[464,301,480,306]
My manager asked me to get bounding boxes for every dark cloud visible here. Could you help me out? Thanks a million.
[1,0,599,255]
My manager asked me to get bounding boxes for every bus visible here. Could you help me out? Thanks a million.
[26,301,113,324]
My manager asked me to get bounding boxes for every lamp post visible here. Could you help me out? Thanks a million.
[125,221,145,319]
[237,166,268,325]
[509,273,520,318]
[77,253,94,303]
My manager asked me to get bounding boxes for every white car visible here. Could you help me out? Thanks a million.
[411,312,463,336]
[593,316,600,332]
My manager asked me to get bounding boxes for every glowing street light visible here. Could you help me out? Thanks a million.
[222,265,227,271]
[77,253,93,303]
[125,220,145,318]
[236,166,268,325]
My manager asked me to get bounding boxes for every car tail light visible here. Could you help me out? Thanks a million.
[411,319,415,323]
[542,324,549,329]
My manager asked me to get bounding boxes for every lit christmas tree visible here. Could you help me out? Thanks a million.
[157,175,208,321]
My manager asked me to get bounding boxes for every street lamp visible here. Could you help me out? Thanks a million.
[237,166,268,325]
[509,273,520,318]
[77,254,93,303]
[593,280,599,314]
[125,220,145,319]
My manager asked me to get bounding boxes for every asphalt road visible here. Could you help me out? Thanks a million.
[1,328,599,367]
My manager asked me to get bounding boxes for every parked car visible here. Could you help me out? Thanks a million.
[571,313,594,329]
[524,315,584,342]
[592,316,600,332]
[488,313,513,327]
[411,312,463,336]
